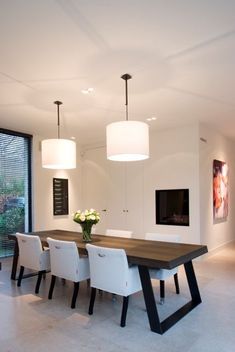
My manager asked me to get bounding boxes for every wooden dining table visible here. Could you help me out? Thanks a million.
[9,229,208,334]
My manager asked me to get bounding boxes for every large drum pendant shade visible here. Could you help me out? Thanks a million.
[41,138,76,169]
[106,73,149,162]
[106,121,149,161]
[41,101,76,169]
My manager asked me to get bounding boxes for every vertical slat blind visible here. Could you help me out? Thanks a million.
[0,129,32,257]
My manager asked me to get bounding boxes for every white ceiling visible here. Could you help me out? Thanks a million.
[0,0,235,145]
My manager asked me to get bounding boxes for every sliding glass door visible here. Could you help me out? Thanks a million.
[0,129,32,257]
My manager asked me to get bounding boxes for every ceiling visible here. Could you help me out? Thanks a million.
[0,0,235,146]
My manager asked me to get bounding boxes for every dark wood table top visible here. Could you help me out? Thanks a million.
[9,229,208,269]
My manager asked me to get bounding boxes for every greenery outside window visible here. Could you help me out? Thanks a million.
[0,129,32,257]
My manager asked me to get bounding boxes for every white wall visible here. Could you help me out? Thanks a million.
[32,123,235,251]
[32,135,82,232]
[199,123,235,251]
[82,124,200,244]
[143,124,200,244]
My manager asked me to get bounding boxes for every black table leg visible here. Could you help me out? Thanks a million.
[139,260,202,334]
[184,261,201,304]
[138,265,163,334]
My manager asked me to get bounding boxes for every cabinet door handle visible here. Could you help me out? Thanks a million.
[102,209,107,212]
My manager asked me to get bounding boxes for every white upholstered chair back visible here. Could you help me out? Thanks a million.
[47,237,89,282]
[145,232,181,304]
[105,229,133,238]
[145,233,180,243]
[16,232,49,271]
[86,244,141,296]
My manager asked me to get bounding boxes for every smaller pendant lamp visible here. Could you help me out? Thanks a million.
[41,101,76,169]
[106,74,149,161]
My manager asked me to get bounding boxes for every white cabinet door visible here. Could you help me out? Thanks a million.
[125,162,144,238]
[82,147,109,234]
[106,161,126,230]
[104,161,144,236]
[82,148,144,237]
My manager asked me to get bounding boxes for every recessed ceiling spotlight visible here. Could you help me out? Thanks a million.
[81,87,94,94]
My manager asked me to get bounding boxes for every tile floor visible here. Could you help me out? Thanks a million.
[0,243,235,352]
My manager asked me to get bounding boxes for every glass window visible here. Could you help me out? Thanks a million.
[0,129,32,257]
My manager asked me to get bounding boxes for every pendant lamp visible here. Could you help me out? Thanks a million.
[106,74,149,162]
[41,101,76,169]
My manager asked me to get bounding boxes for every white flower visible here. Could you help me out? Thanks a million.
[80,214,86,222]
[73,208,100,224]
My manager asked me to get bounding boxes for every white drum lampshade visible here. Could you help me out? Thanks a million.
[106,120,149,161]
[106,73,150,162]
[41,138,76,169]
[41,101,76,169]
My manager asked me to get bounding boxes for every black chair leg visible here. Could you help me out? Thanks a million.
[160,280,165,304]
[35,270,45,294]
[88,287,96,315]
[17,266,24,287]
[71,282,80,309]
[48,275,56,299]
[120,296,129,327]
[174,273,180,294]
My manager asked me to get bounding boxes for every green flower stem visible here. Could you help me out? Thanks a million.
[80,222,93,242]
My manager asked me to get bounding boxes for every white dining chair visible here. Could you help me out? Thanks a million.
[145,233,181,304]
[105,229,133,238]
[16,232,50,294]
[105,229,133,300]
[47,237,90,309]
[86,244,142,327]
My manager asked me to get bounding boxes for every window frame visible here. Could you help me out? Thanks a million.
[0,128,32,246]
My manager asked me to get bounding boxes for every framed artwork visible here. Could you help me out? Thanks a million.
[213,160,228,221]
[53,178,69,215]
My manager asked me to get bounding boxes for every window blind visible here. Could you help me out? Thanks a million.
[0,129,32,257]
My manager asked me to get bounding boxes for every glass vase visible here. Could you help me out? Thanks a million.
[80,222,93,242]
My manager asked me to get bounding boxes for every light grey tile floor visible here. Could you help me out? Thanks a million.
[0,242,235,352]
